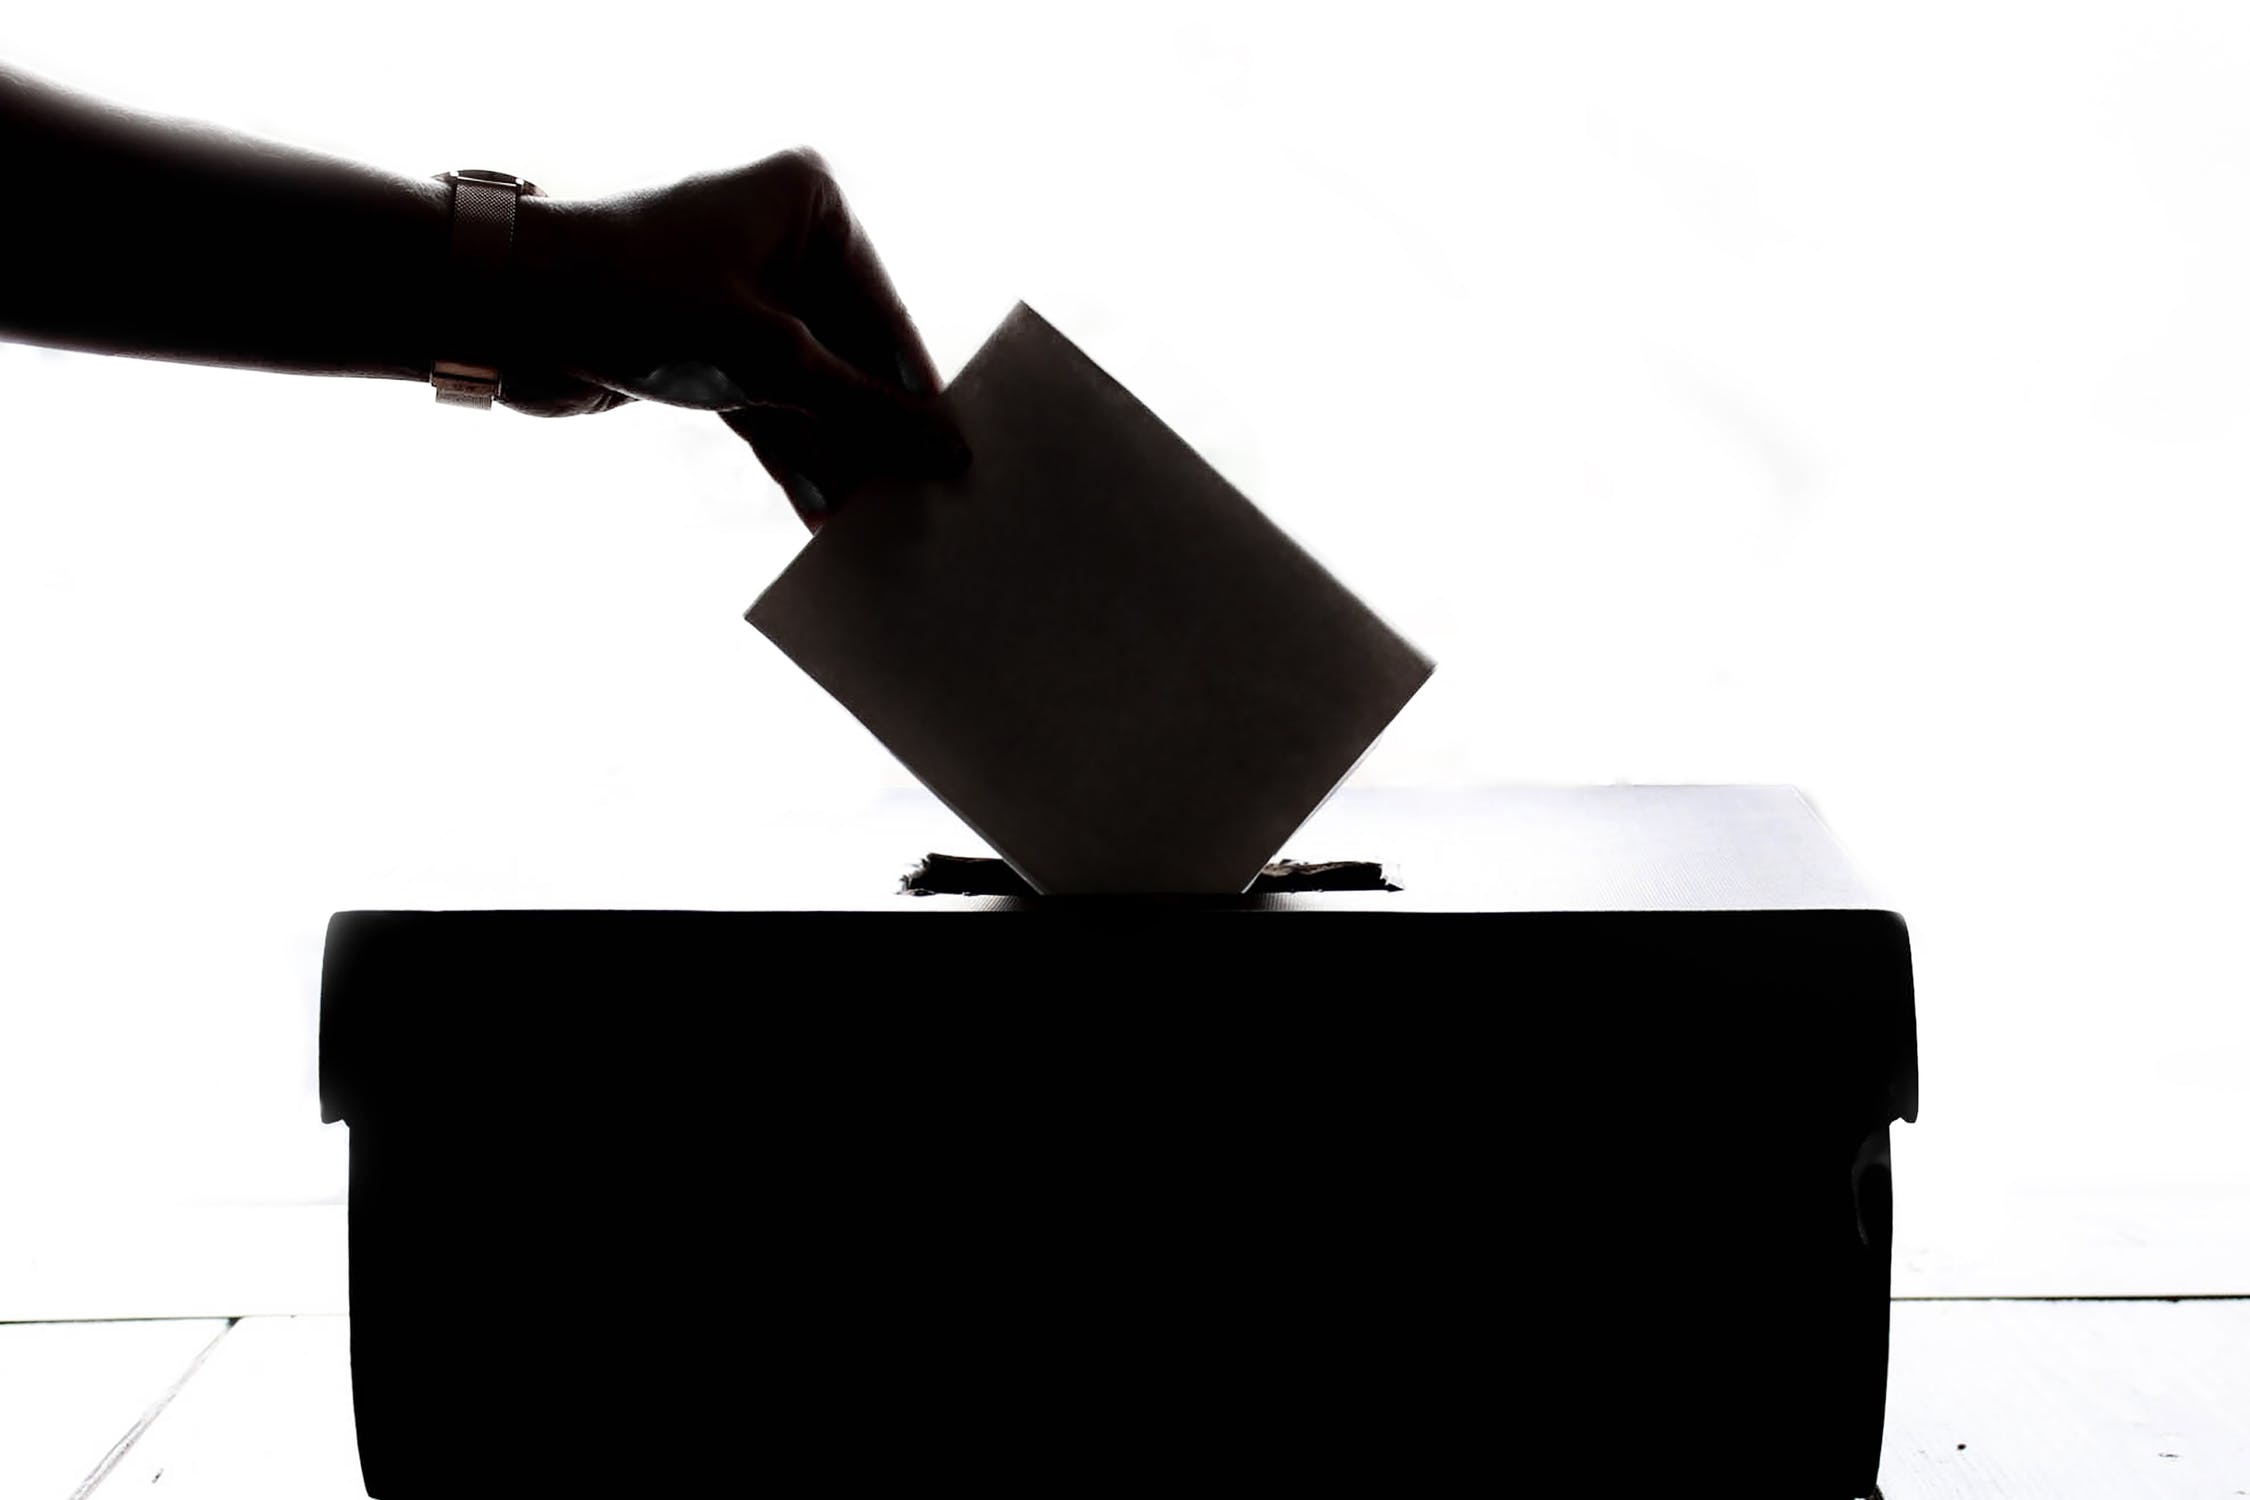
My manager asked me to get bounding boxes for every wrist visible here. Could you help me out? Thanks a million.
[497,191,626,394]
[502,191,571,375]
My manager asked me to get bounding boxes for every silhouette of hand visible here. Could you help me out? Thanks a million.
[504,148,965,529]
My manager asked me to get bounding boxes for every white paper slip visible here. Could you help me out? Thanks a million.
[747,302,1434,894]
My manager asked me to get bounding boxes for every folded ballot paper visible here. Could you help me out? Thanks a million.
[747,303,1434,894]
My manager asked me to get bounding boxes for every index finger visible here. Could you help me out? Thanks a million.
[795,167,947,401]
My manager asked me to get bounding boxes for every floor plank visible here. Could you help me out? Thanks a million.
[1893,1186,2250,1298]
[88,1316,364,1498]
[1880,1300,2250,1496]
[0,1318,230,1500]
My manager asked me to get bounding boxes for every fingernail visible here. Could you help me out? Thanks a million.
[895,348,932,397]
[638,361,750,407]
[784,472,828,516]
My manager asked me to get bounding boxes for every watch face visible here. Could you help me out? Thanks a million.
[453,169,540,195]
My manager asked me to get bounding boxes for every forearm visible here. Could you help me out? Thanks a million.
[0,62,448,381]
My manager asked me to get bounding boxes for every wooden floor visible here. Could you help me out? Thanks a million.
[2,1302,2244,1497]
[1883,1300,2250,1497]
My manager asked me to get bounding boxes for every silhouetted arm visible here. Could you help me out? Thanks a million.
[0,61,446,381]
[0,62,965,527]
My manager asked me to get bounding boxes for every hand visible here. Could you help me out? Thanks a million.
[504,149,967,530]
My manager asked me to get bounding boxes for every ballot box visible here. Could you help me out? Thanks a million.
[321,786,1916,1498]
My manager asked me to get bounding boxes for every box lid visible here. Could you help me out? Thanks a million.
[319,786,1915,1132]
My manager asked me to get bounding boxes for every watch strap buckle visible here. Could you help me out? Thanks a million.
[431,359,500,409]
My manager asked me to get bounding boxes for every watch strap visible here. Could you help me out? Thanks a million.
[432,170,539,409]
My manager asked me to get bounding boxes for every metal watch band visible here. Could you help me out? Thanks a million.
[432,169,539,409]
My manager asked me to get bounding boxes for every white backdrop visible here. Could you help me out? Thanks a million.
[3,2,2246,1279]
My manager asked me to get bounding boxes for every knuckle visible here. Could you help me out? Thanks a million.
[772,146,839,200]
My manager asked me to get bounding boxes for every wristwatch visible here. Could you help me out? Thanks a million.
[431,169,542,409]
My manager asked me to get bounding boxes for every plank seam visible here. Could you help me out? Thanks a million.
[0,1315,248,1328]
[66,1317,237,1500]
[1895,1293,2250,1303]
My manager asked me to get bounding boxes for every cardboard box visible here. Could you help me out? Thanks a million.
[322,787,1916,1496]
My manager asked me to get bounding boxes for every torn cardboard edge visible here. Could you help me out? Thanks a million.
[902,854,1400,898]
